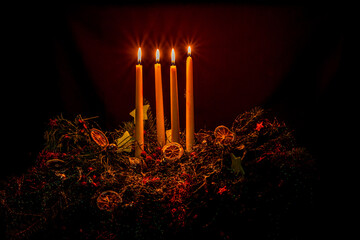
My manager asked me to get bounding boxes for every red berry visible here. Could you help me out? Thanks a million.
[190,152,198,159]
[88,167,93,171]
[141,151,147,157]
[92,175,96,179]
[146,155,153,162]
[80,181,87,186]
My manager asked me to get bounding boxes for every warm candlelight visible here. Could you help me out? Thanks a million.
[186,46,194,152]
[135,47,144,157]
[154,49,166,146]
[170,48,180,143]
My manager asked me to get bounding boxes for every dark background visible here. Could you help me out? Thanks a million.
[1,1,350,239]
[3,2,347,174]
[3,3,346,176]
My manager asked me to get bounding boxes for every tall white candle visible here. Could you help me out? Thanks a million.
[154,49,165,146]
[135,47,144,157]
[170,48,180,143]
[186,46,194,152]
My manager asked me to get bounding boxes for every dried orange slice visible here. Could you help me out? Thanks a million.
[97,190,122,212]
[162,142,184,161]
[46,159,65,171]
[90,128,109,148]
[214,125,235,145]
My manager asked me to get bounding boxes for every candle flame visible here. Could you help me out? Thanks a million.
[137,47,141,64]
[156,49,160,63]
[188,46,191,56]
[171,48,175,65]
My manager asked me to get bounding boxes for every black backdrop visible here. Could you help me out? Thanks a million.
[3,3,347,176]
[1,1,352,239]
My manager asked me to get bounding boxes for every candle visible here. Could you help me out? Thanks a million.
[186,46,194,152]
[154,49,166,146]
[170,48,180,143]
[135,47,144,157]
